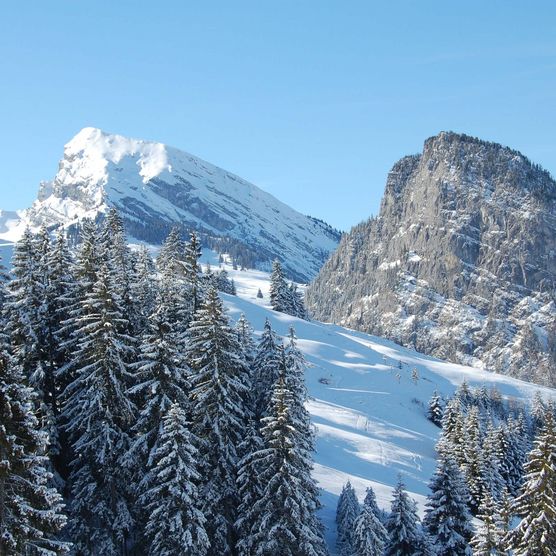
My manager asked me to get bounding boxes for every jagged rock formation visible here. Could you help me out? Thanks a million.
[306,132,556,386]
[1,128,340,281]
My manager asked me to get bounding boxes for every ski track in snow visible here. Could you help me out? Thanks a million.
[210,253,556,553]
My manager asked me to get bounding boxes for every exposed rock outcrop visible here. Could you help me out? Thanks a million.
[306,132,556,385]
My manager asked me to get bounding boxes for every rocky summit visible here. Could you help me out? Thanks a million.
[306,132,556,386]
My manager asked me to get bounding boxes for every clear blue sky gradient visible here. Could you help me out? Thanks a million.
[1,1,555,230]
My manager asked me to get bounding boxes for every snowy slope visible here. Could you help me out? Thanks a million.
[211,255,555,552]
[3,128,340,281]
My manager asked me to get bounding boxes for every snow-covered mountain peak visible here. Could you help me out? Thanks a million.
[48,127,172,205]
[3,128,341,281]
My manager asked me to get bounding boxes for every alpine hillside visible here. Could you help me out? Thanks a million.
[200,256,556,551]
[0,127,340,281]
[306,132,556,386]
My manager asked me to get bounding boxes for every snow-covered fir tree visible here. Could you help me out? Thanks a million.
[3,227,71,478]
[140,403,209,556]
[352,494,388,556]
[384,476,422,556]
[126,288,192,522]
[462,405,485,513]
[4,227,43,378]
[423,453,473,556]
[284,326,310,424]
[185,286,248,555]
[455,379,473,408]
[506,409,556,555]
[437,396,466,466]
[73,218,103,292]
[252,318,282,418]
[479,421,505,502]
[0,337,68,555]
[362,486,388,524]
[235,420,265,556]
[427,390,444,427]
[217,269,237,295]
[101,208,135,330]
[269,260,289,313]
[236,313,256,365]
[269,260,308,319]
[469,491,506,556]
[336,481,360,555]
[498,414,528,496]
[156,226,185,277]
[129,245,157,333]
[288,282,308,319]
[242,365,327,556]
[61,263,137,555]
[183,231,203,313]
[0,253,9,310]
[530,391,546,433]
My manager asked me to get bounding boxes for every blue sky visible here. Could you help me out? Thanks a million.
[1,1,555,230]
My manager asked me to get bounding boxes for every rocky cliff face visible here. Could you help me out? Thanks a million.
[3,128,340,281]
[306,132,556,386]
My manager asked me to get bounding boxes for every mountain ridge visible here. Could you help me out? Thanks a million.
[1,127,341,281]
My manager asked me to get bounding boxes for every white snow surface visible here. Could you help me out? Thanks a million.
[2,128,339,280]
[213,255,555,553]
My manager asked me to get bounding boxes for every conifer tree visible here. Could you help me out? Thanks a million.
[336,481,360,555]
[462,406,485,513]
[499,415,527,495]
[506,410,556,555]
[284,326,310,423]
[245,367,327,556]
[56,220,103,430]
[185,287,248,555]
[352,497,388,556]
[4,227,67,472]
[40,227,77,474]
[74,218,103,293]
[289,282,308,319]
[362,486,388,524]
[101,208,134,326]
[269,260,289,313]
[235,313,257,415]
[423,454,473,556]
[0,253,10,311]
[384,477,422,556]
[0,342,69,555]
[217,269,236,295]
[157,226,185,277]
[427,390,444,427]
[126,291,191,485]
[4,227,43,377]
[61,263,136,554]
[235,420,265,555]
[470,492,506,556]
[129,245,157,333]
[455,379,473,408]
[252,318,282,418]
[140,404,209,556]
[183,231,203,312]
[236,313,256,365]
[530,391,546,432]
[479,421,505,502]
[438,397,465,465]
[495,487,513,552]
